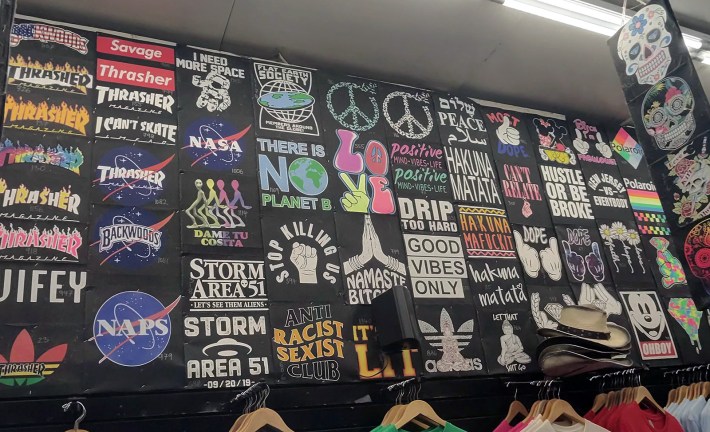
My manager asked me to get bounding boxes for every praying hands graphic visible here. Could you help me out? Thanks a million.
[343,215,405,274]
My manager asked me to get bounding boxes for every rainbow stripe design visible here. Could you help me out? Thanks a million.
[612,128,643,169]
[627,189,663,212]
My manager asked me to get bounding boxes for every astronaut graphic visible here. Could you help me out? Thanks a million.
[193,71,232,113]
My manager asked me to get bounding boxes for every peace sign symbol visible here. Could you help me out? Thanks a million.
[327,82,379,132]
[383,91,433,139]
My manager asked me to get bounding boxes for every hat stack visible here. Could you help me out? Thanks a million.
[537,304,632,377]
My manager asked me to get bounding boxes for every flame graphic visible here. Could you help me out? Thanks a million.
[10,54,89,75]
[4,95,90,135]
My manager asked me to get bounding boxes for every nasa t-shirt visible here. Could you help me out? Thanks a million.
[83,287,185,392]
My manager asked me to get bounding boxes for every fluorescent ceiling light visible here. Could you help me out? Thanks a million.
[683,34,703,50]
[502,0,704,50]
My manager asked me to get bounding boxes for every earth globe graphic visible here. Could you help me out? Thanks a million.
[258,80,314,124]
[288,157,328,196]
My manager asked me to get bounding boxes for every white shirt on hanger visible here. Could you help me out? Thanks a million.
[684,396,706,432]
[525,420,609,432]
[699,398,710,432]
[520,415,544,432]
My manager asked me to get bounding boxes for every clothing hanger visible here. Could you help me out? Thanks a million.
[634,384,664,413]
[231,384,294,432]
[523,383,543,423]
[540,382,561,421]
[230,390,258,432]
[504,386,529,425]
[545,400,586,425]
[381,379,431,429]
[591,393,607,413]
[394,400,446,429]
[667,388,677,406]
[62,401,88,432]
[590,375,607,414]
[237,408,294,432]
[393,380,446,430]
[381,386,406,425]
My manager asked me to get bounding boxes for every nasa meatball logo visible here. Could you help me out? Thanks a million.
[93,207,174,270]
[94,145,174,206]
[91,291,180,367]
[181,118,250,172]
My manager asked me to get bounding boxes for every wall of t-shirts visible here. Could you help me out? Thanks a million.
[0,16,705,398]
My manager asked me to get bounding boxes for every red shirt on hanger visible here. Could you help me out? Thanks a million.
[614,403,683,432]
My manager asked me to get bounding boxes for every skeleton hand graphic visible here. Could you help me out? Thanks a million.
[572,129,590,155]
[290,242,318,284]
[585,242,605,282]
[540,237,563,281]
[496,116,520,146]
[595,133,613,158]
[562,240,585,282]
[514,230,540,278]
[594,132,613,159]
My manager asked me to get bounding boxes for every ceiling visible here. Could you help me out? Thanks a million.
[16,0,710,123]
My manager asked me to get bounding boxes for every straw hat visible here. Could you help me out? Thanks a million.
[537,304,631,350]
[539,350,633,377]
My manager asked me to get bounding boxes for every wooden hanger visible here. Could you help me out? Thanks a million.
[702,382,710,399]
[235,408,294,432]
[545,400,585,425]
[635,386,664,413]
[381,404,404,426]
[504,386,528,425]
[394,400,446,429]
[666,388,677,407]
[591,393,607,414]
[229,412,254,432]
[505,400,529,424]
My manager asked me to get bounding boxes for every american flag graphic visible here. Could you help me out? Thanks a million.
[10,23,89,54]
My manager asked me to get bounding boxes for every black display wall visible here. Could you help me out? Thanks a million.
[0,15,704,410]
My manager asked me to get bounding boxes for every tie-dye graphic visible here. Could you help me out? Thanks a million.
[668,298,703,353]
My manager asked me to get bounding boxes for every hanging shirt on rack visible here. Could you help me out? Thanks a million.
[375,422,467,432]
[519,415,544,432]
[671,396,692,429]
[493,420,514,432]
[526,420,609,432]
[700,398,710,432]
[683,396,706,432]
[613,403,684,432]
